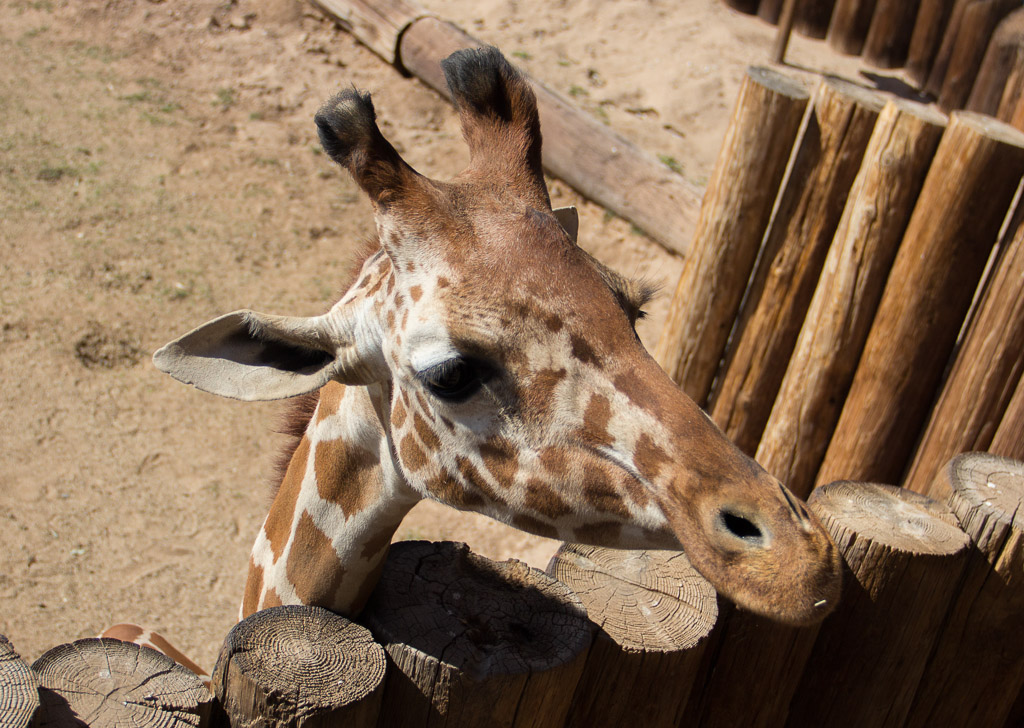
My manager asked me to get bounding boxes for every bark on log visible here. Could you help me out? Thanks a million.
[863,0,923,68]
[905,207,1024,499]
[906,0,957,86]
[758,0,784,25]
[817,113,1024,487]
[924,0,975,96]
[546,545,717,728]
[967,9,1024,117]
[756,99,946,498]
[795,0,838,38]
[904,453,1024,728]
[937,0,1019,111]
[31,638,212,727]
[362,541,593,728]
[654,67,810,405]
[786,482,971,727]
[708,77,885,456]
[0,635,38,728]
[311,0,702,257]
[211,605,385,728]
[991,370,1024,459]
[827,0,880,55]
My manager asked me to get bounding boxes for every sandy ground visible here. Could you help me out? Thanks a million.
[1,0,870,670]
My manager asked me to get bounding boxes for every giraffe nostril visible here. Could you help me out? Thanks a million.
[717,509,765,546]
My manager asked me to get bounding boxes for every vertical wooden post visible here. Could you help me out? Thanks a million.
[795,0,838,38]
[905,206,1024,499]
[967,8,1024,116]
[786,483,971,727]
[924,0,975,97]
[827,0,879,55]
[709,78,885,456]
[756,99,945,498]
[363,541,594,728]
[655,67,810,404]
[904,453,1024,728]
[990,371,1024,459]
[818,113,1024,488]
[547,546,717,728]
[937,0,1019,111]
[906,0,957,86]
[862,0,923,68]
[0,635,38,728]
[773,0,800,64]
[758,0,784,24]
[723,0,760,14]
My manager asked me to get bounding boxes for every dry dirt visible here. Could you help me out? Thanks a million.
[1,0,869,670]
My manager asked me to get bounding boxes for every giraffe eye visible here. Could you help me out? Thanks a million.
[419,357,491,402]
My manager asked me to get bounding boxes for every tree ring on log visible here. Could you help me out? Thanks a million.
[0,634,40,728]
[947,452,1024,531]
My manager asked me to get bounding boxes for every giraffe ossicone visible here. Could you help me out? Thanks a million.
[156,46,841,626]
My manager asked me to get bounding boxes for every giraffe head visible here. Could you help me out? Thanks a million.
[155,47,840,625]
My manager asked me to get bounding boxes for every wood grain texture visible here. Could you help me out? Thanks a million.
[924,0,975,96]
[905,453,1024,727]
[364,541,593,728]
[756,99,946,498]
[991,370,1024,459]
[794,0,837,38]
[827,0,879,55]
[967,9,1024,116]
[906,0,957,85]
[863,0,923,68]
[395,16,700,257]
[31,638,212,727]
[212,605,384,728]
[547,545,717,728]
[787,482,970,727]
[709,77,885,455]
[310,0,427,64]
[937,0,1019,111]
[655,66,809,405]
[758,0,784,24]
[905,207,1024,498]
[0,635,38,728]
[818,113,1024,488]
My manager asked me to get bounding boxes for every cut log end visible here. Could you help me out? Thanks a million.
[32,637,212,728]
[746,66,811,99]
[954,109,1024,147]
[213,605,385,728]
[810,481,970,556]
[946,452,1024,532]
[0,635,39,728]
[546,544,717,652]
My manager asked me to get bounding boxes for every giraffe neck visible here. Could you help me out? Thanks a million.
[241,380,418,619]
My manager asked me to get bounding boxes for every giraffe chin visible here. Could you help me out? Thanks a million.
[665,486,843,626]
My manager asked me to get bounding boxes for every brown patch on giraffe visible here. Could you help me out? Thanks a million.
[313,438,379,517]
[400,389,411,409]
[391,395,407,429]
[272,391,319,499]
[538,447,569,477]
[634,432,671,481]
[440,416,456,432]
[400,433,427,471]
[583,466,631,519]
[456,455,501,502]
[386,309,396,331]
[521,367,566,417]
[415,391,429,413]
[262,587,283,609]
[425,470,487,508]
[409,285,422,302]
[570,333,602,368]
[394,291,405,308]
[266,437,310,561]
[524,478,572,519]
[315,382,345,424]
[413,411,441,452]
[287,510,347,606]
[401,310,409,330]
[575,520,623,544]
[513,513,560,539]
[479,436,518,488]
[242,560,264,617]
[366,276,385,297]
[437,276,450,288]
[385,274,395,295]
[581,393,614,448]
[544,312,564,332]
[612,372,662,417]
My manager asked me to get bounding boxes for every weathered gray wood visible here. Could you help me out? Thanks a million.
[212,605,384,728]
[0,635,38,728]
[310,0,427,64]
[905,453,1024,727]
[655,67,809,405]
[547,545,717,728]
[756,99,946,498]
[709,77,885,455]
[364,541,593,728]
[32,638,212,727]
[818,113,1024,487]
[787,482,971,727]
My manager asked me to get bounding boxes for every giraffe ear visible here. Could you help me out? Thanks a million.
[153,309,383,401]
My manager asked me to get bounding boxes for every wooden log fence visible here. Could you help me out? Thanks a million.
[4,454,1022,728]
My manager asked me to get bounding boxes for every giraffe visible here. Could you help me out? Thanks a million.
[112,48,840,671]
